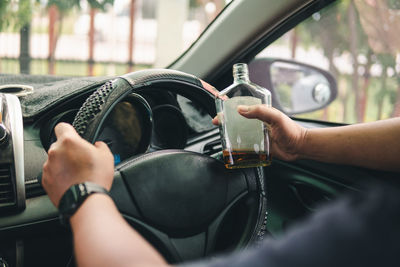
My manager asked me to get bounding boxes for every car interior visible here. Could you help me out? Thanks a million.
[0,0,399,266]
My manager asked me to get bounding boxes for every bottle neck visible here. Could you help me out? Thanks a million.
[233,74,250,83]
[233,63,250,83]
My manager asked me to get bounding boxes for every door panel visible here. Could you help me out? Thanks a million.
[265,157,399,237]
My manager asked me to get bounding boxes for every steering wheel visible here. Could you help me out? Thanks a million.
[72,69,267,263]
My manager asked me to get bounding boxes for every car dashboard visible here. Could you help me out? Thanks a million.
[0,73,217,266]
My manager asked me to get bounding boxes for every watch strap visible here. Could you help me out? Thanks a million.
[58,182,109,225]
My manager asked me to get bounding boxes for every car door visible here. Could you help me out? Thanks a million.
[176,0,400,237]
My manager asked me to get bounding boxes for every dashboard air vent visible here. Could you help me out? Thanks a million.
[203,139,222,156]
[0,164,15,207]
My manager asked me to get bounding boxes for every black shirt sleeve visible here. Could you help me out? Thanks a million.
[181,184,400,267]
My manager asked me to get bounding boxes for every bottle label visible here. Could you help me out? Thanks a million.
[222,96,264,152]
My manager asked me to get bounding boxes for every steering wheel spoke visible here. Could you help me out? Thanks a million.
[123,213,208,262]
[110,171,142,219]
[120,190,251,263]
[205,190,249,255]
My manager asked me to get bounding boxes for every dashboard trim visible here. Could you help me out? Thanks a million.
[5,94,26,211]
[0,195,57,231]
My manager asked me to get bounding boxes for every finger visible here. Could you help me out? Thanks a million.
[212,116,219,125]
[48,138,58,153]
[54,122,78,140]
[200,80,219,98]
[237,105,282,124]
[95,141,113,160]
[94,141,111,152]
[41,162,48,186]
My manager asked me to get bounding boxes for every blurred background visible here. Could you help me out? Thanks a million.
[258,0,400,124]
[0,0,229,76]
[1,0,400,124]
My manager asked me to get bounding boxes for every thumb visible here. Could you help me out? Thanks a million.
[237,104,281,124]
[54,122,79,140]
[212,116,219,126]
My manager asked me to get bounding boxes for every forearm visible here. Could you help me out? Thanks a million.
[70,194,168,267]
[298,118,400,172]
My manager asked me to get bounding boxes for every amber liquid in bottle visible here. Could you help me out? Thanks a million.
[222,150,271,169]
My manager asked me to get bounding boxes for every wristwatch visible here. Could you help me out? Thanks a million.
[58,181,109,225]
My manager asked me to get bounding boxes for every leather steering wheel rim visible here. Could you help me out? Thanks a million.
[72,69,268,263]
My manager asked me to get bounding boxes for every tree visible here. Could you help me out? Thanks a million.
[17,0,33,74]
[127,0,136,73]
[297,1,372,123]
[354,0,400,118]
[0,0,34,74]
[46,0,114,74]
[0,0,11,72]
[87,7,96,75]
[348,0,361,122]
[374,54,394,120]
[296,2,350,121]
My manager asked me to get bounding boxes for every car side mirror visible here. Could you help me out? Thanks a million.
[248,58,337,115]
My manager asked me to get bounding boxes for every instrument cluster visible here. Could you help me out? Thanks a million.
[40,92,189,165]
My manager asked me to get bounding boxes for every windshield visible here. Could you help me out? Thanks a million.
[0,0,231,77]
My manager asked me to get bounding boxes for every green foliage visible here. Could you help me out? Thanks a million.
[47,0,80,13]
[87,0,114,11]
[297,1,370,58]
[17,0,32,27]
[388,87,398,105]
[0,0,34,31]
[387,0,400,9]
[297,2,348,52]
[47,0,114,13]
[376,54,396,68]
[0,0,115,32]
[189,0,200,8]
[0,0,12,30]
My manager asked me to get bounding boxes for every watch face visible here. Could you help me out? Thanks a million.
[0,257,9,267]
[59,182,109,222]
[59,184,83,217]
[77,184,87,197]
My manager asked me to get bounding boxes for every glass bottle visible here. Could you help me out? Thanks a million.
[215,63,272,169]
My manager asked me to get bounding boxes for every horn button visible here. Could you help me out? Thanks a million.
[118,151,247,236]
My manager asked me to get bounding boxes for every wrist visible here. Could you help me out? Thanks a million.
[295,127,310,160]
[70,193,112,225]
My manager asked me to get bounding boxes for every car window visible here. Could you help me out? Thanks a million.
[254,0,400,124]
[0,0,231,77]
